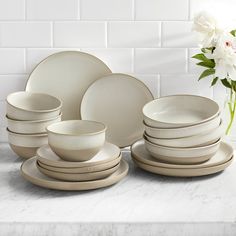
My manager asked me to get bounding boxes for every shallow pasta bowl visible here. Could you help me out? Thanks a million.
[144,120,223,148]
[144,114,221,139]
[143,95,220,128]
[6,91,62,120]
[144,137,221,164]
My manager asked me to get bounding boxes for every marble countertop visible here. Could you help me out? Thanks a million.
[0,142,236,236]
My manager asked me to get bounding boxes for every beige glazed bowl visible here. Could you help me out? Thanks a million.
[7,113,62,134]
[143,95,220,128]
[47,120,107,162]
[7,129,48,159]
[6,91,62,120]
[144,137,221,164]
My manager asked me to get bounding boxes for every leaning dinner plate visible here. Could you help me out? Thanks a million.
[37,143,120,168]
[25,51,111,120]
[133,157,233,177]
[21,157,129,191]
[143,95,220,128]
[131,139,233,169]
[80,73,154,147]
[36,161,120,181]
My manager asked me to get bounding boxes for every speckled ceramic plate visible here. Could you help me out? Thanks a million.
[131,139,233,169]
[37,161,120,181]
[37,154,122,174]
[133,156,233,177]
[80,73,153,147]
[25,51,111,120]
[37,142,120,168]
[21,157,129,191]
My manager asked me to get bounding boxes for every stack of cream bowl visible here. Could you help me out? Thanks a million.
[35,120,123,182]
[6,91,62,159]
[142,95,223,165]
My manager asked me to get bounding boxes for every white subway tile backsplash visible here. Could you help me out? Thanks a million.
[135,0,188,20]
[134,48,187,74]
[0,0,25,20]
[1,22,52,47]
[26,48,79,73]
[82,48,133,73]
[26,0,78,20]
[108,22,161,48]
[160,74,213,98]
[133,74,160,98]
[81,0,133,20]
[0,75,27,101]
[0,49,25,74]
[162,22,197,47]
[54,22,106,47]
[0,102,6,126]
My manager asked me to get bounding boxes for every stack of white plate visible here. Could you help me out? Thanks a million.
[21,120,129,191]
[131,95,234,177]
[6,91,62,159]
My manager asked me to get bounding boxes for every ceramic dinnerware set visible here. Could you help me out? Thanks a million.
[6,91,62,158]
[21,120,128,190]
[131,95,234,177]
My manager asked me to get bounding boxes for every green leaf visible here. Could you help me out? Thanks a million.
[230,29,236,37]
[197,60,215,68]
[198,68,215,80]
[221,79,232,89]
[211,77,218,86]
[192,53,209,61]
[231,80,236,92]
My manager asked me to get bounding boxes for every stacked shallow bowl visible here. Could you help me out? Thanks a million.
[6,91,62,158]
[22,120,128,190]
[131,95,234,177]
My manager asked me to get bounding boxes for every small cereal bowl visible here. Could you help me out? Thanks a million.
[47,120,106,162]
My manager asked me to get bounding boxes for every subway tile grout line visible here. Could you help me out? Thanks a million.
[24,0,27,20]
[160,22,163,47]
[188,0,191,20]
[131,48,135,73]
[132,0,136,20]
[78,0,81,20]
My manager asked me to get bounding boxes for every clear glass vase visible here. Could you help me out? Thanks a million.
[223,89,236,143]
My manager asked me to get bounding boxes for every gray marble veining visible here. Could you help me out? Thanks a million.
[0,143,236,235]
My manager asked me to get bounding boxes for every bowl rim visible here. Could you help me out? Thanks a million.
[7,128,48,137]
[143,135,221,151]
[46,120,107,136]
[6,113,62,124]
[6,91,62,113]
[142,94,220,126]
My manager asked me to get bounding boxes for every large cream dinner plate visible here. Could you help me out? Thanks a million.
[80,73,154,147]
[25,51,111,120]
[133,157,233,177]
[131,140,233,169]
[37,143,120,168]
[21,157,129,191]
[37,161,120,181]
[37,154,122,174]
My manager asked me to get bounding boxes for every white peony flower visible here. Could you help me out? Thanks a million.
[211,33,236,80]
[192,11,222,48]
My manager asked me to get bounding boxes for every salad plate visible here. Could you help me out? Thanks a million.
[26,51,111,120]
[81,73,153,147]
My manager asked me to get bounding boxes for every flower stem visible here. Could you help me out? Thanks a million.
[226,89,236,135]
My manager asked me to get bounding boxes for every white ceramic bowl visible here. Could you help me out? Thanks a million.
[144,114,221,139]
[144,120,223,148]
[7,129,48,159]
[144,137,221,164]
[6,91,62,120]
[7,113,62,134]
[143,95,220,128]
[47,120,106,162]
